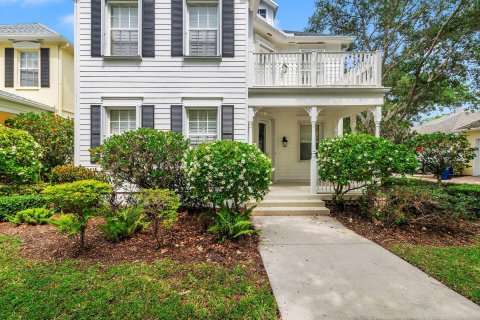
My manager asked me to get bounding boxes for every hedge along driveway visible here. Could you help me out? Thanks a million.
[0,235,278,319]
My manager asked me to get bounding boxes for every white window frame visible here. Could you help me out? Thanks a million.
[298,122,322,162]
[257,8,267,19]
[105,0,141,57]
[185,0,221,57]
[184,106,220,145]
[18,50,40,88]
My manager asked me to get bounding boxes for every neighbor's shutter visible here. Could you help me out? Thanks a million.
[171,0,184,56]
[142,0,155,57]
[221,105,234,140]
[4,48,14,87]
[222,0,235,57]
[40,48,50,88]
[91,0,103,57]
[142,105,155,129]
[171,105,183,133]
[91,105,102,148]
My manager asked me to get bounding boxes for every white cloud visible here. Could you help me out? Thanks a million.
[59,13,74,28]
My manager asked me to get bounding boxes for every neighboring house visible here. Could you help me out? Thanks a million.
[413,110,480,176]
[0,23,74,124]
[74,0,388,194]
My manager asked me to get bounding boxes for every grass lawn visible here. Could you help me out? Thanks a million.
[0,235,278,319]
[391,241,480,304]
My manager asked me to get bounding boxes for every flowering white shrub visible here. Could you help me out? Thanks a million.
[183,140,272,210]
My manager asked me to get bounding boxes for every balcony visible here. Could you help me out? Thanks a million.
[251,51,382,88]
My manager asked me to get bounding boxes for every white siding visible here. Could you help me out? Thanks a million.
[76,0,248,166]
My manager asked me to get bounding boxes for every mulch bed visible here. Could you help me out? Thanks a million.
[329,204,479,248]
[0,212,265,271]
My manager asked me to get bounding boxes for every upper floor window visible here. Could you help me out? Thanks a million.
[257,9,267,19]
[187,1,219,56]
[108,2,139,56]
[19,51,39,87]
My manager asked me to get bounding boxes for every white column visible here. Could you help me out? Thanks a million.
[337,118,344,137]
[374,106,382,137]
[309,107,318,194]
[350,115,357,134]
[248,107,255,144]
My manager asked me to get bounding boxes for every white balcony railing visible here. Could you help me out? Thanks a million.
[252,51,382,87]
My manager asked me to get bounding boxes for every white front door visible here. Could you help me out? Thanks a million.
[475,139,480,176]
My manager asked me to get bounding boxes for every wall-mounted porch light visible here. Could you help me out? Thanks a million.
[282,136,288,147]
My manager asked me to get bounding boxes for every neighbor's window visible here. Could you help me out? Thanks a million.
[188,109,218,146]
[188,2,219,56]
[109,109,136,135]
[300,124,320,161]
[257,9,267,19]
[19,51,39,87]
[109,2,139,56]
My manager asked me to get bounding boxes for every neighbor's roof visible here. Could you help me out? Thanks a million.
[412,110,480,134]
[456,119,480,131]
[0,23,72,46]
[0,89,55,112]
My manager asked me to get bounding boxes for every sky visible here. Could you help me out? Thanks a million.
[0,0,317,42]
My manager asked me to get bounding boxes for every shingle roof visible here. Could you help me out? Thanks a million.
[0,89,54,112]
[456,119,480,131]
[412,110,480,134]
[0,23,57,36]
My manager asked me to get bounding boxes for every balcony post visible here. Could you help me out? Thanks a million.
[374,106,382,137]
[376,50,383,86]
[308,106,319,194]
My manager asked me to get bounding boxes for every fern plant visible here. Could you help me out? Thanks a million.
[208,206,258,242]
[99,205,149,242]
[8,207,54,226]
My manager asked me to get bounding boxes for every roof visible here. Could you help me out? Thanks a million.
[456,119,480,131]
[412,110,480,134]
[283,30,334,37]
[0,23,57,36]
[0,90,55,112]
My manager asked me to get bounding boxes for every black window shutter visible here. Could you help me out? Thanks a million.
[221,105,234,140]
[171,105,183,133]
[91,0,102,57]
[4,48,14,87]
[171,0,183,56]
[142,0,155,57]
[40,48,50,88]
[222,0,235,57]
[142,105,155,129]
[91,105,102,148]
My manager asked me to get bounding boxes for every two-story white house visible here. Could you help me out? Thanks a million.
[74,0,388,194]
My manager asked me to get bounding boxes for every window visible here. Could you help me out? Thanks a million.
[187,109,218,145]
[257,9,267,19]
[300,124,320,161]
[19,51,39,87]
[187,2,219,56]
[109,2,139,56]
[109,109,136,135]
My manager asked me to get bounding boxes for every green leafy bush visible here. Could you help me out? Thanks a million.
[0,195,46,221]
[0,183,49,197]
[138,189,180,248]
[91,128,189,190]
[0,126,42,185]
[383,177,434,187]
[411,133,476,181]
[50,165,106,184]
[6,113,74,176]
[8,207,54,225]
[44,180,112,247]
[208,207,258,242]
[183,140,273,211]
[445,184,480,198]
[317,134,418,205]
[99,204,148,242]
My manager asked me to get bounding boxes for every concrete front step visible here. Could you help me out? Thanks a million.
[264,194,329,201]
[252,207,330,216]
[249,199,326,208]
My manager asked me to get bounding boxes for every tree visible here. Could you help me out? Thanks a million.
[307,0,479,140]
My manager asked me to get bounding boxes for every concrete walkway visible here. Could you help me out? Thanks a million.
[253,216,480,320]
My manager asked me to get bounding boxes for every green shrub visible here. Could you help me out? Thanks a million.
[8,208,54,225]
[445,184,480,198]
[0,183,49,197]
[0,126,42,185]
[317,134,418,206]
[6,112,74,176]
[138,189,180,249]
[383,177,434,187]
[0,195,46,221]
[183,140,273,211]
[99,204,148,242]
[50,165,106,184]
[207,207,258,242]
[410,133,476,181]
[44,180,112,248]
